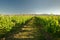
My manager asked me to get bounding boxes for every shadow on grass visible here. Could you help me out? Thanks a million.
[0,17,33,40]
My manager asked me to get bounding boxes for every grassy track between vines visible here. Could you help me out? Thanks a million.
[1,16,60,40]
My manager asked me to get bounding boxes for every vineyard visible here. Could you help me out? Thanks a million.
[0,15,60,40]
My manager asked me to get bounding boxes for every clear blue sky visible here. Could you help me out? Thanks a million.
[0,0,60,14]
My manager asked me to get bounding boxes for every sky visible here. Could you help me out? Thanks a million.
[0,0,60,15]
